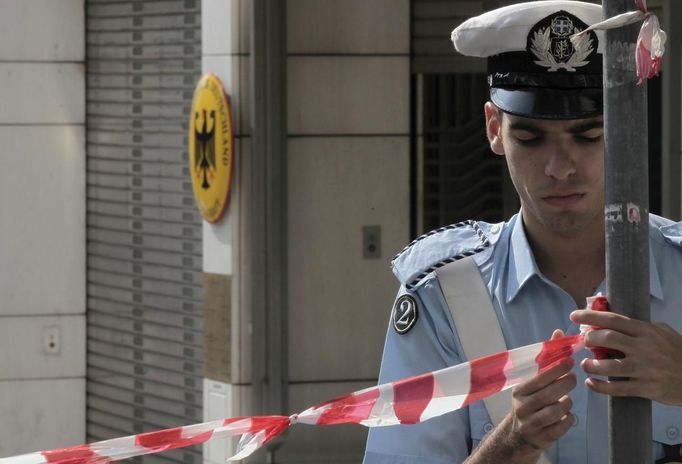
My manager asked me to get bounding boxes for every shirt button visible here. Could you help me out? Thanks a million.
[491,225,500,234]
[483,422,494,434]
[572,415,580,427]
[666,426,679,440]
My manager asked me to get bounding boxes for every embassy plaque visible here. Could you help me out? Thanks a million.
[188,74,234,223]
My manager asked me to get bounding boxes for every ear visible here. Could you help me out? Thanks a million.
[484,102,505,156]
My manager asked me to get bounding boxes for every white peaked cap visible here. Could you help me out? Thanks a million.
[452,1,605,58]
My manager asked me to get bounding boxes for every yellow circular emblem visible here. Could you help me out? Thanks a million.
[188,74,234,223]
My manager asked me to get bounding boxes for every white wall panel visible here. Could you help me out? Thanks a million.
[203,214,233,275]
[0,316,85,379]
[0,378,85,457]
[0,0,84,61]
[288,136,409,382]
[0,64,85,124]
[202,131,243,276]
[0,126,85,316]
[288,0,410,54]
[203,379,235,463]
[202,0,245,56]
[0,0,86,459]
[288,57,410,135]
[203,380,253,464]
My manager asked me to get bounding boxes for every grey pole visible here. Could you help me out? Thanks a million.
[602,1,652,463]
[662,0,682,220]
[251,0,288,458]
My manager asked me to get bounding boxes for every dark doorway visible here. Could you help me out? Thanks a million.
[420,73,518,232]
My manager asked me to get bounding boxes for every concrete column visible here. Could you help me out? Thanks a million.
[0,0,86,457]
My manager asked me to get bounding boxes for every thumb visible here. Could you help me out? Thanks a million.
[550,329,565,340]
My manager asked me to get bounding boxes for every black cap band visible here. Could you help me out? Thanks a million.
[490,87,603,119]
[488,52,603,88]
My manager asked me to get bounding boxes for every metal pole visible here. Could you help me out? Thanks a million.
[263,0,289,428]
[662,0,682,220]
[251,0,288,438]
[250,0,268,422]
[602,1,652,463]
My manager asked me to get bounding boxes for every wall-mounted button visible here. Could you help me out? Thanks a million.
[483,422,494,434]
[43,326,61,354]
[363,225,381,259]
[666,425,679,440]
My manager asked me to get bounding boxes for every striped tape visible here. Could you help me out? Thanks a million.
[0,333,584,463]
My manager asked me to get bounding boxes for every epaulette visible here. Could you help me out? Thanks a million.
[391,220,503,290]
[653,213,682,246]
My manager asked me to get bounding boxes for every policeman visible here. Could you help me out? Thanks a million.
[363,1,682,463]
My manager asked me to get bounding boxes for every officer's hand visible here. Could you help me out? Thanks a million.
[465,330,576,464]
[509,329,577,452]
[571,309,682,406]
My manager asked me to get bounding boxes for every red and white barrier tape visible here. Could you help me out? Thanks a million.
[575,0,666,84]
[0,333,586,463]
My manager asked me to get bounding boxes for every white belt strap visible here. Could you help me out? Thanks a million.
[436,256,550,464]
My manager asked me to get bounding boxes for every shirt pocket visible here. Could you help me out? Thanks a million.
[651,402,682,462]
[653,402,682,445]
[469,402,494,450]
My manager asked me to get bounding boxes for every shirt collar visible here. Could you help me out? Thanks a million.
[506,215,541,303]
[649,247,664,300]
[505,214,664,303]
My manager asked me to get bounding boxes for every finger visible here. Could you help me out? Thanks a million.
[581,357,633,378]
[529,395,573,429]
[514,358,575,396]
[551,329,565,340]
[541,412,575,444]
[584,329,634,354]
[585,377,641,398]
[570,310,642,336]
[522,373,577,414]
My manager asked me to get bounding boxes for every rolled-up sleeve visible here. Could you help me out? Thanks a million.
[363,284,472,464]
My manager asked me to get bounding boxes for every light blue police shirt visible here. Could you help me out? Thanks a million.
[363,213,682,464]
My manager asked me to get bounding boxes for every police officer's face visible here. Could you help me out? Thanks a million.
[484,102,605,235]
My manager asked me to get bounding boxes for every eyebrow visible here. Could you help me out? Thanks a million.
[508,118,604,135]
[508,121,546,134]
[567,119,604,134]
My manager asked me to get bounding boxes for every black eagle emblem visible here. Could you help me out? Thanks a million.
[194,109,216,190]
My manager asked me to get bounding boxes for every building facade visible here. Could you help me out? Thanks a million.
[0,1,679,463]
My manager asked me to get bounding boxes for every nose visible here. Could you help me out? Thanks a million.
[544,143,576,180]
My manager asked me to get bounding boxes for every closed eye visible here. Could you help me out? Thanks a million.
[575,135,602,143]
[516,137,543,146]
[574,128,604,143]
[513,130,544,146]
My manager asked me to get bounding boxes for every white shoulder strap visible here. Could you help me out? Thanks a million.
[435,256,510,426]
[435,256,550,464]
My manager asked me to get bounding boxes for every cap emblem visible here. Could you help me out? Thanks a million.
[552,16,573,37]
[529,11,595,72]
